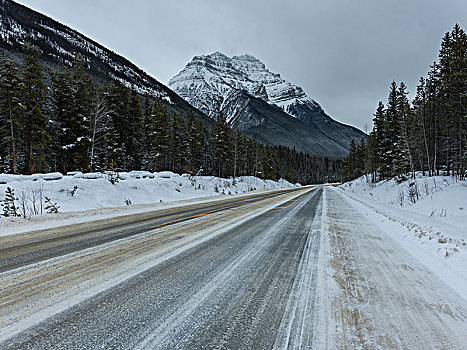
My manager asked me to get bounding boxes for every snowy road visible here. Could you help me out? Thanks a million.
[322,188,467,349]
[1,187,466,349]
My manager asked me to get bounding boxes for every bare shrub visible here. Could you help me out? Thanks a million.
[423,178,430,197]
[17,182,46,217]
[407,182,420,204]
[397,188,405,207]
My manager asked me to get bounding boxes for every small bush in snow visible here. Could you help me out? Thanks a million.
[2,187,20,217]
[397,188,404,207]
[44,197,60,213]
[70,185,78,196]
[407,182,420,204]
[422,179,428,196]
[108,173,120,185]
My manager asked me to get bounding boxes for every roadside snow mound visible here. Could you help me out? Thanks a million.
[338,173,466,281]
[340,173,467,228]
[0,172,298,215]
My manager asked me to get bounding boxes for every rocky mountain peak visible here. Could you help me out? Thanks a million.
[168,52,321,119]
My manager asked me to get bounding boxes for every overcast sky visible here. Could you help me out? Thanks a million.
[15,0,467,131]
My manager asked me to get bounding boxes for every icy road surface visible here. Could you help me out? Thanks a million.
[0,187,466,349]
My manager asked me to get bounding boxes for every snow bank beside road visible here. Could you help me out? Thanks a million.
[0,172,298,236]
[337,174,467,301]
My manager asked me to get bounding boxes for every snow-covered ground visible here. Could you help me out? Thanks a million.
[337,173,467,302]
[0,171,298,236]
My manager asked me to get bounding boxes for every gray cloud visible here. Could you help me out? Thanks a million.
[16,0,467,131]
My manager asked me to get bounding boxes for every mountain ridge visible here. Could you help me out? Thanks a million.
[0,0,212,125]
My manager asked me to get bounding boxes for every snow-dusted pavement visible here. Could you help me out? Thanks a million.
[1,186,466,349]
[323,188,467,349]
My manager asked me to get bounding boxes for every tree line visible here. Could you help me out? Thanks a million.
[342,24,467,182]
[0,45,341,184]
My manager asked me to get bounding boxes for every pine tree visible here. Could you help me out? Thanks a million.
[127,88,143,169]
[438,24,467,178]
[21,45,49,174]
[397,82,415,177]
[232,129,244,179]
[2,187,19,217]
[186,109,204,172]
[211,113,232,177]
[365,132,379,182]
[50,64,74,172]
[0,56,23,174]
[169,111,187,172]
[107,80,130,169]
[152,98,170,170]
[71,56,94,171]
[373,101,392,179]
[141,93,152,169]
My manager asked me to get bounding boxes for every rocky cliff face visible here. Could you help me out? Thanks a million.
[169,52,366,157]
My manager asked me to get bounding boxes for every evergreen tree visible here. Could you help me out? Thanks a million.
[127,88,143,169]
[71,56,94,171]
[0,56,23,174]
[152,98,170,170]
[186,109,203,172]
[2,187,19,217]
[397,82,415,177]
[107,80,130,169]
[50,64,74,172]
[211,113,232,177]
[141,93,152,169]
[373,101,391,178]
[21,45,49,174]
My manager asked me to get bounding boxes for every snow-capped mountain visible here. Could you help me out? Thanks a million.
[169,52,322,122]
[0,0,211,125]
[169,52,366,157]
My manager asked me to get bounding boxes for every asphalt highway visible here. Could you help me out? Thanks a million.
[0,186,306,273]
[2,186,466,349]
[0,186,322,349]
